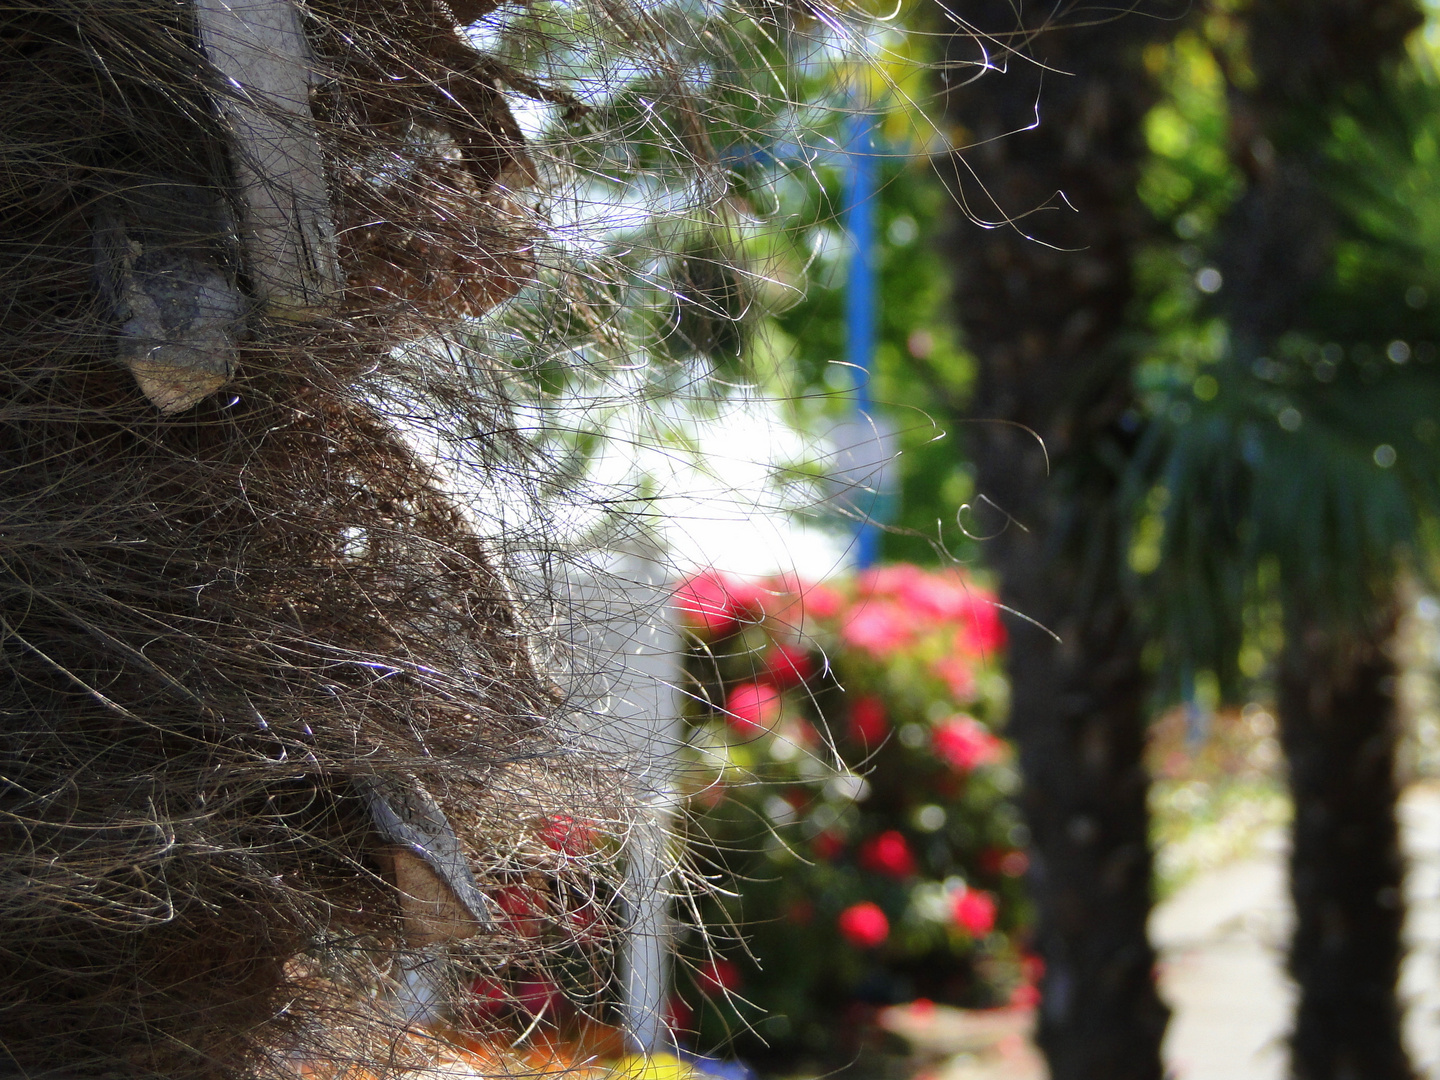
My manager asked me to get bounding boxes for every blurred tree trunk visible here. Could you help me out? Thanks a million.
[1215,3,1420,1077]
[1278,601,1410,1080]
[933,8,1179,1079]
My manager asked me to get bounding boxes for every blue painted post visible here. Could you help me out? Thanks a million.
[843,105,881,568]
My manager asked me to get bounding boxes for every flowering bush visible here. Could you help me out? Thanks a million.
[672,565,1032,1063]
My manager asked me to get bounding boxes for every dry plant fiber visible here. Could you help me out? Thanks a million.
[0,1,637,1077]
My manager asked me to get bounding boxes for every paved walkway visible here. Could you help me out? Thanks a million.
[1156,785,1440,1079]
[885,785,1440,1080]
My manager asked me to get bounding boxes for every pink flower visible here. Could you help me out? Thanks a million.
[858,830,918,878]
[951,889,997,938]
[955,596,1006,654]
[932,715,1004,772]
[837,901,890,949]
[840,602,914,656]
[911,574,980,623]
[847,695,889,745]
[856,566,1007,654]
[674,571,764,638]
[857,564,925,600]
[725,682,781,734]
[800,582,843,620]
[932,656,977,701]
[859,566,959,619]
[765,643,815,688]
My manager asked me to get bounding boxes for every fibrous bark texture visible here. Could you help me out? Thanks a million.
[0,3,623,1077]
[935,6,1180,1078]
[1279,604,1411,1080]
[1215,2,1421,1076]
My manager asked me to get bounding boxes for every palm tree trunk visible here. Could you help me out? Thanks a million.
[1214,4,1421,1076]
[1278,600,1412,1080]
[934,9,1179,1077]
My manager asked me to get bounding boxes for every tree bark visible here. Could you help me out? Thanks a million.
[1278,601,1411,1080]
[1213,3,1421,1076]
[934,8,1180,1078]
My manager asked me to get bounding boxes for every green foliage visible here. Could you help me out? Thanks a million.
[705,18,978,565]
[473,0,978,565]
[1137,32,1242,228]
[764,153,976,563]
[1131,39,1440,701]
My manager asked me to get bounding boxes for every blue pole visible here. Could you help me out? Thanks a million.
[843,106,880,568]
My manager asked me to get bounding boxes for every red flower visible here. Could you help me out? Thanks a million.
[858,830,918,878]
[564,897,608,944]
[539,813,596,856]
[979,846,1028,877]
[837,901,890,949]
[666,994,695,1033]
[951,889,997,938]
[812,830,846,861]
[847,695,889,745]
[463,976,509,1019]
[725,682,781,734]
[674,571,764,638]
[1022,953,1045,984]
[494,884,546,938]
[515,976,561,1016]
[785,898,814,925]
[782,786,811,811]
[932,715,1004,772]
[1010,982,1041,1009]
[786,717,820,748]
[764,643,815,688]
[697,957,742,995]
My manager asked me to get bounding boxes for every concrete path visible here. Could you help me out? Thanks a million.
[1154,785,1440,1080]
[886,785,1440,1080]
[1151,829,1293,1078]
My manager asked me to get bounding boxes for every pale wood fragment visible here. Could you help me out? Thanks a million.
[356,775,494,945]
[193,0,342,317]
[382,847,486,946]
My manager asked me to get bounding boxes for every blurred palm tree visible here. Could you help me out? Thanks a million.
[1135,2,1435,1073]
[928,3,1184,1076]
